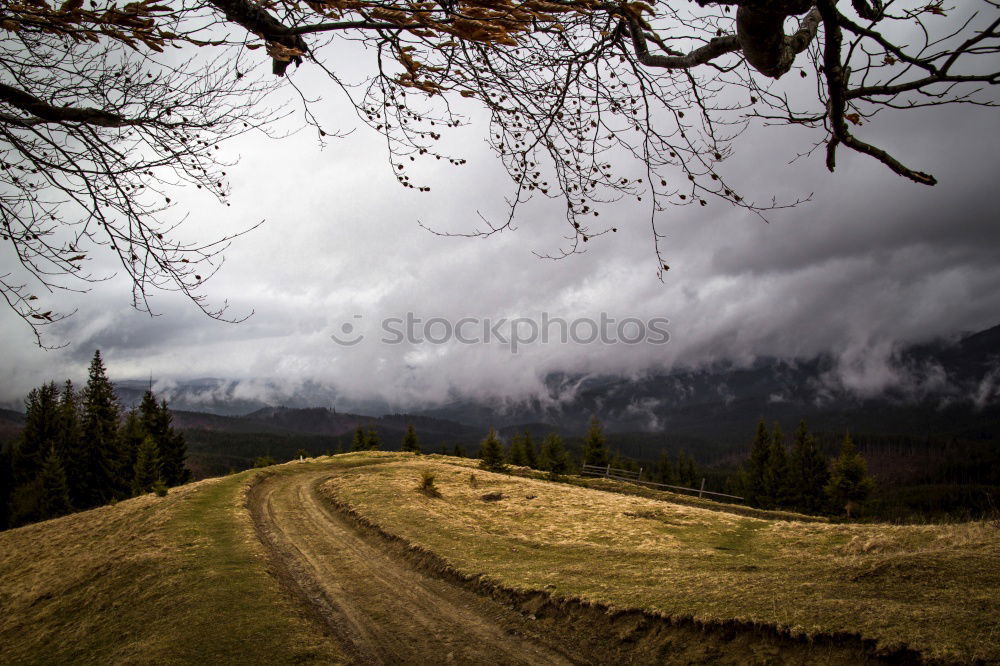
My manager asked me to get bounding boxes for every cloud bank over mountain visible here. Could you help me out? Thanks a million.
[1,62,997,411]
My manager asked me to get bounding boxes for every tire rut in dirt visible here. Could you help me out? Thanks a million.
[249,470,577,665]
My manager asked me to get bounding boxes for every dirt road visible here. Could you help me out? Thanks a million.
[249,468,577,665]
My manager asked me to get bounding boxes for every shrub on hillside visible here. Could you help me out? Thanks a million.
[253,456,278,468]
[417,469,441,498]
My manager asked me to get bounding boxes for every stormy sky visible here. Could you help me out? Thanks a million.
[1,18,998,411]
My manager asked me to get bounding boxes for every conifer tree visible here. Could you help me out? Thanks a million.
[120,409,146,486]
[9,382,61,524]
[17,382,61,482]
[478,428,506,472]
[656,451,676,485]
[825,433,875,518]
[132,436,161,495]
[38,446,72,520]
[351,426,367,451]
[80,350,122,507]
[0,445,14,530]
[153,399,190,486]
[139,389,161,439]
[581,415,609,468]
[539,433,569,479]
[453,443,466,458]
[56,380,83,500]
[366,427,381,451]
[676,451,698,488]
[762,423,791,509]
[522,432,538,469]
[728,465,750,501]
[789,420,830,514]
[401,424,421,453]
[745,420,771,507]
[507,432,530,467]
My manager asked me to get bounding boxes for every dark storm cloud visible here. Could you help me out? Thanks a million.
[1,40,998,409]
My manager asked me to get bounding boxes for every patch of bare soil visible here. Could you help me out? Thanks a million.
[248,470,577,665]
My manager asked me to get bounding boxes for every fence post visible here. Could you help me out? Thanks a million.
[638,466,643,481]
[699,477,705,498]
[606,464,611,478]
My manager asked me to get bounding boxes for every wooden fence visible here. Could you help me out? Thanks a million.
[579,464,744,502]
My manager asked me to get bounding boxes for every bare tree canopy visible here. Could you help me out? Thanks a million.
[1,0,997,344]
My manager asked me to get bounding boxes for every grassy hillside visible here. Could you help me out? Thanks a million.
[321,457,1000,662]
[0,467,344,664]
[3,452,996,663]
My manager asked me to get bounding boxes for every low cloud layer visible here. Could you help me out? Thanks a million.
[1,57,998,413]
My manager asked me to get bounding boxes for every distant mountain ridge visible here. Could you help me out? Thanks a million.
[5,325,997,475]
[414,324,1000,439]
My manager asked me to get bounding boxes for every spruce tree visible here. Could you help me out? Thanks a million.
[120,409,146,489]
[745,420,771,507]
[401,424,421,453]
[762,423,790,509]
[351,426,367,451]
[825,433,875,518]
[789,420,830,514]
[139,389,161,440]
[581,415,609,467]
[539,433,569,478]
[79,350,121,507]
[656,451,676,485]
[506,432,530,467]
[728,465,750,501]
[56,380,84,503]
[10,382,61,524]
[676,451,698,488]
[38,446,72,520]
[17,382,61,482]
[0,445,13,530]
[366,427,381,451]
[154,399,190,486]
[132,436,161,495]
[453,443,466,458]
[522,432,538,469]
[478,428,506,472]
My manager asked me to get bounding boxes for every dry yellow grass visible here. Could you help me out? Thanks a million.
[322,457,1000,662]
[0,465,345,665]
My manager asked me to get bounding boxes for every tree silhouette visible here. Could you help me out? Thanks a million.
[581,416,610,468]
[745,420,771,507]
[38,446,72,520]
[401,424,421,453]
[522,432,538,469]
[762,422,791,509]
[539,433,571,479]
[79,350,121,507]
[478,427,507,472]
[789,420,830,514]
[506,432,531,467]
[2,0,996,343]
[351,426,368,452]
[826,432,875,518]
[132,436,162,495]
[366,427,382,451]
